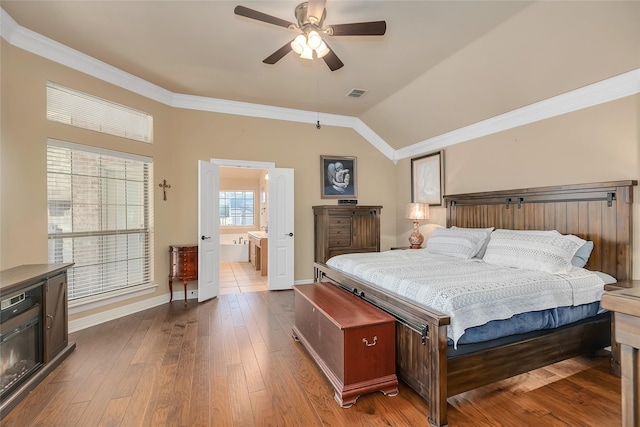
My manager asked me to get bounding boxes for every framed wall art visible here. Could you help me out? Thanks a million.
[411,151,444,206]
[320,155,357,199]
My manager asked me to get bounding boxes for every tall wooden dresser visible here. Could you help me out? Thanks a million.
[313,205,382,263]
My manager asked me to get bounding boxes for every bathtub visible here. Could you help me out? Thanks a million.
[220,234,249,262]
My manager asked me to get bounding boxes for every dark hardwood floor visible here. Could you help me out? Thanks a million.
[2,290,621,426]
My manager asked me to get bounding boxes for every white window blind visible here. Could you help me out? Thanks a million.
[46,82,153,143]
[47,140,154,301]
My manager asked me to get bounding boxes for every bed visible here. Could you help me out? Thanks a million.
[314,180,637,427]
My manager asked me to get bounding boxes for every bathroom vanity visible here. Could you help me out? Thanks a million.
[248,231,268,276]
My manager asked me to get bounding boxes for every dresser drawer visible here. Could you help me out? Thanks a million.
[328,224,351,246]
[328,238,350,248]
[328,216,352,227]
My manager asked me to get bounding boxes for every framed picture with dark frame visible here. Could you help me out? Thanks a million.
[411,151,444,206]
[320,155,357,199]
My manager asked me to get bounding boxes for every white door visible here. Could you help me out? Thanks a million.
[267,168,294,290]
[198,160,219,302]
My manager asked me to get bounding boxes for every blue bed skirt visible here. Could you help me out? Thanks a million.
[448,302,604,357]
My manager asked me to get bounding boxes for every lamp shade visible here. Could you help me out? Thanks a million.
[300,44,314,59]
[405,203,430,221]
[307,30,322,50]
[315,41,330,58]
[291,34,307,54]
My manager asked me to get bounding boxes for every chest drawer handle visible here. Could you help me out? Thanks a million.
[362,336,377,347]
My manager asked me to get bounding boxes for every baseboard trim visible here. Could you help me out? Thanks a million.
[69,292,191,333]
[68,283,314,333]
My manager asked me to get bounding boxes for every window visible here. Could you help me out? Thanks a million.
[219,191,254,226]
[46,82,153,143]
[47,139,154,301]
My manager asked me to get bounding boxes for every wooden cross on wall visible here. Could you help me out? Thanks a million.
[159,179,171,201]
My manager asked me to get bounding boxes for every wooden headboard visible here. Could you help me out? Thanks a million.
[444,180,637,281]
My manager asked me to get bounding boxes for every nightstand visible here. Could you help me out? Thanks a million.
[605,280,640,291]
[602,283,640,426]
[603,280,640,379]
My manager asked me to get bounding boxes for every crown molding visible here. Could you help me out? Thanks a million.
[2,7,638,163]
[171,93,357,129]
[352,118,397,162]
[395,68,640,160]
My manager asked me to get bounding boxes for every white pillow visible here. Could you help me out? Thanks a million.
[483,229,586,274]
[426,227,493,259]
[452,226,494,258]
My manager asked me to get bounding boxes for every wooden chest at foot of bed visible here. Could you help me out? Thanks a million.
[292,282,398,408]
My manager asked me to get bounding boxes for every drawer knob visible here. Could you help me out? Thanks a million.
[362,336,377,347]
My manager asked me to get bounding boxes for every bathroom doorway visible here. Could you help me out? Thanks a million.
[198,158,294,300]
[219,166,269,294]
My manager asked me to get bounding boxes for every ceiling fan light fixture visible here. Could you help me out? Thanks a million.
[307,30,322,50]
[235,3,387,71]
[300,44,314,60]
[315,41,330,58]
[291,34,307,54]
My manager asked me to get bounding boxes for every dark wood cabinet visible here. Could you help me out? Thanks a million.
[45,272,68,362]
[0,264,75,418]
[292,282,398,407]
[313,205,382,263]
[169,245,198,304]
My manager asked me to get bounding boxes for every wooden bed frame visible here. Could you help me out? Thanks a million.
[314,180,637,427]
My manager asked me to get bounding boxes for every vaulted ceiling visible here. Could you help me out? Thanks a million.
[2,1,639,158]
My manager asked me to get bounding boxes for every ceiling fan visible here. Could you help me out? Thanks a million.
[234,0,386,71]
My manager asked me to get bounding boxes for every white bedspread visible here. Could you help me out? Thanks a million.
[326,250,606,346]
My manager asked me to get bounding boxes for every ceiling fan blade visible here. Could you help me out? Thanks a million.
[321,42,344,71]
[234,5,295,29]
[328,21,387,36]
[307,0,327,23]
[263,42,294,65]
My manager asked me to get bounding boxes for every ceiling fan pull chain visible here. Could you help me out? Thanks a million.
[316,75,321,130]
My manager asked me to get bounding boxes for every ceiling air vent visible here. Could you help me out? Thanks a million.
[346,88,368,98]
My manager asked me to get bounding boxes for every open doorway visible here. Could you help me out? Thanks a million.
[198,158,294,301]
[219,166,269,295]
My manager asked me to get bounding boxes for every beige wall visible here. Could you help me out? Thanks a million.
[0,41,397,323]
[395,94,640,279]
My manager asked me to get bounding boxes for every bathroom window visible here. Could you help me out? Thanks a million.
[219,191,254,226]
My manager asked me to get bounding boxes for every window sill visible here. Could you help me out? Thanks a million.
[68,283,158,315]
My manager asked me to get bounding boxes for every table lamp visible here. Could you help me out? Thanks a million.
[405,202,430,249]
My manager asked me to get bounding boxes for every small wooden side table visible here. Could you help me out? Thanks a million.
[604,280,640,376]
[168,245,198,304]
[602,280,640,427]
